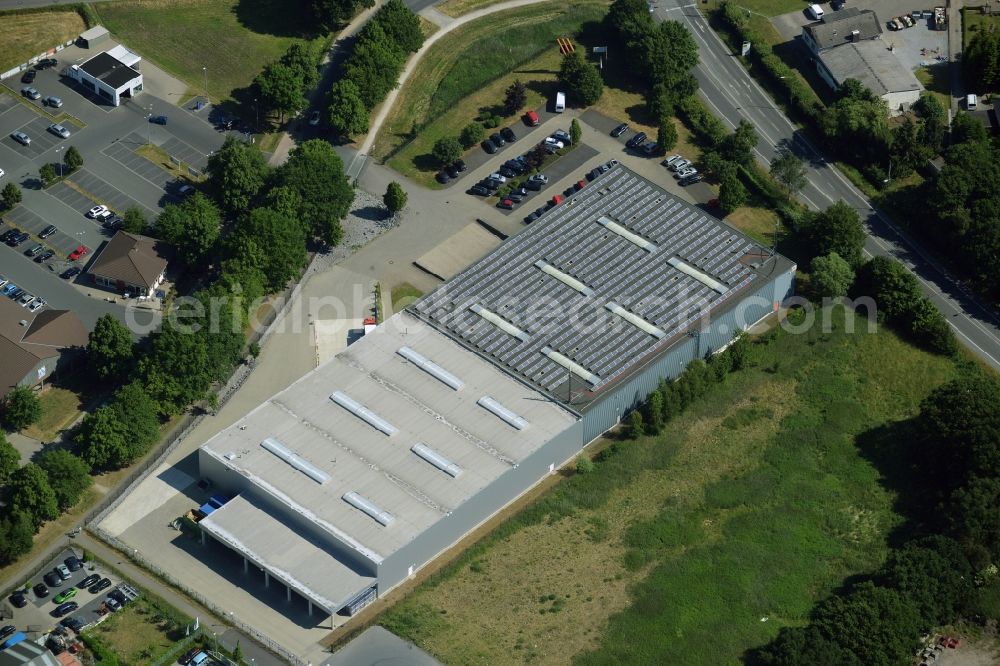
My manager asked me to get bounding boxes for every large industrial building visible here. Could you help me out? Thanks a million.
[196,165,796,620]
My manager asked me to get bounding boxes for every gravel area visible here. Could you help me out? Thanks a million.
[313,188,399,271]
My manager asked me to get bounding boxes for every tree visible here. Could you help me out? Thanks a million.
[754,626,863,666]
[8,463,59,528]
[233,641,244,664]
[343,23,406,109]
[628,410,644,438]
[76,406,129,470]
[373,0,424,53]
[637,21,699,106]
[155,193,221,266]
[558,51,603,106]
[383,181,407,216]
[0,432,20,486]
[88,314,134,380]
[718,170,748,214]
[810,252,854,298]
[770,148,807,194]
[307,0,370,29]
[0,511,34,565]
[1,182,22,209]
[913,94,947,155]
[852,256,921,322]
[804,201,866,268]
[233,208,308,290]
[207,136,270,215]
[3,386,41,431]
[646,390,664,433]
[947,476,1000,561]
[575,455,595,474]
[721,119,757,165]
[111,382,162,457]
[460,122,485,149]
[64,146,83,172]
[278,139,353,244]
[504,79,528,115]
[964,27,1000,91]
[432,137,462,168]
[280,42,321,92]
[36,449,92,511]
[812,582,921,666]
[39,163,56,185]
[255,62,306,123]
[570,118,582,146]
[326,79,368,138]
[906,297,958,356]
[657,116,677,151]
[881,536,973,626]
[121,207,147,234]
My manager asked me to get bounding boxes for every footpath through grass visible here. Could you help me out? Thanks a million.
[95,0,323,102]
[0,9,86,73]
[380,308,956,665]
[376,0,608,186]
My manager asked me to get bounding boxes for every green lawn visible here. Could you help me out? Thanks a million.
[22,387,82,442]
[380,307,956,665]
[390,282,424,312]
[0,8,87,73]
[704,0,807,18]
[376,0,609,186]
[962,6,1000,50]
[83,590,190,663]
[94,0,325,102]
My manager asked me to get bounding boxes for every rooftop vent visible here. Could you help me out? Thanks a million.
[260,438,330,484]
[470,304,531,342]
[330,391,398,435]
[541,347,601,385]
[534,260,594,296]
[668,257,729,294]
[411,442,463,477]
[343,491,394,526]
[477,395,529,430]
[397,346,464,390]
[605,302,666,339]
[597,216,658,252]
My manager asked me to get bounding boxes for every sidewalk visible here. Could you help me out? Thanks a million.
[76,532,284,666]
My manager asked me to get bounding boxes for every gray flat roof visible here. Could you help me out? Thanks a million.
[201,494,375,612]
[819,40,922,95]
[803,8,883,50]
[410,165,793,409]
[200,311,577,563]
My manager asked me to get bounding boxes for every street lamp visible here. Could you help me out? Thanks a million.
[203,67,208,101]
[55,146,64,178]
[146,105,153,145]
[253,98,259,130]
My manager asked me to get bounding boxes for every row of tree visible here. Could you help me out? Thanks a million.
[253,42,325,125]
[327,0,424,137]
[755,368,999,665]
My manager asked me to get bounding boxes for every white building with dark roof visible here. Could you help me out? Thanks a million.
[196,165,797,620]
[67,44,143,106]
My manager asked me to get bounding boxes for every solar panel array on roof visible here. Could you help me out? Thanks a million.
[411,166,771,400]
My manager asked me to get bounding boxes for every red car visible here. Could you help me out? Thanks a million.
[524,110,540,126]
[68,245,88,261]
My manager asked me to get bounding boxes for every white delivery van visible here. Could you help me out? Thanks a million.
[555,91,566,113]
[966,94,978,110]
[807,4,824,19]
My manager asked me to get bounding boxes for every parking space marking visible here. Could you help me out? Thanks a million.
[103,140,173,190]
[70,169,158,220]
[4,205,81,256]
[0,94,18,115]
[49,180,100,215]
[160,135,209,170]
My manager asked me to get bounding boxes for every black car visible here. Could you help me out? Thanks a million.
[524,211,540,224]
[65,556,83,572]
[60,617,84,632]
[453,159,467,172]
[21,70,36,83]
[34,58,57,70]
[500,127,517,142]
[35,250,55,263]
[54,601,78,617]
[611,123,629,137]
[499,166,516,179]
[10,591,27,608]
[587,168,602,181]
[445,164,459,179]
[468,185,489,196]
[489,132,506,147]
[89,578,111,594]
[78,574,100,589]
[149,115,168,125]
[0,625,15,641]
[435,171,451,184]
[481,139,497,154]
[5,232,28,247]
[43,571,63,587]
[39,225,57,238]
[60,266,82,280]
[33,583,49,598]
[626,132,647,148]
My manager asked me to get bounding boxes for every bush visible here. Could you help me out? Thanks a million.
[677,96,727,148]
[460,122,485,148]
[576,455,595,474]
[3,386,41,430]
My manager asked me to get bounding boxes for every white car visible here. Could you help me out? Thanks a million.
[663,154,683,167]
[489,173,507,183]
[670,159,691,172]
[543,137,564,149]
[27,298,45,312]
[675,166,698,178]
[48,123,71,139]
[0,274,8,288]
[0,167,5,179]
[18,292,35,307]
[86,205,108,218]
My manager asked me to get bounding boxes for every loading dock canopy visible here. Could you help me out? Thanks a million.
[200,494,375,614]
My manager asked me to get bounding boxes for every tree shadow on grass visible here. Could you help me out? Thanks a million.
[233,0,320,38]
[413,153,440,173]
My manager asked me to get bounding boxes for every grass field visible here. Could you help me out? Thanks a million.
[727,207,779,245]
[22,387,82,442]
[95,0,323,102]
[376,0,608,186]
[437,0,511,18]
[84,595,187,662]
[915,66,951,110]
[0,9,86,73]
[390,282,423,312]
[962,6,1000,50]
[380,308,956,665]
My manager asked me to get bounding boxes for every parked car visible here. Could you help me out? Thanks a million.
[60,266,81,280]
[497,198,515,210]
[105,597,121,612]
[40,224,57,238]
[68,246,88,261]
[88,578,111,594]
[669,158,691,172]
[60,617,84,632]
[180,647,204,665]
[65,556,83,571]
[35,250,55,263]
[663,154,683,167]
[178,184,195,196]
[308,110,321,126]
[28,298,45,313]
[8,231,29,246]
[0,626,15,641]
[524,110,540,126]
[86,205,108,218]
[678,173,703,185]
[33,583,50,598]
[149,115,168,125]
[552,129,572,144]
[500,127,517,142]
[10,131,30,146]
[78,574,100,589]
[1,282,17,296]
[543,137,564,149]
[445,164,459,178]
[436,171,451,184]
[524,211,540,224]
[626,132,647,148]
[21,87,41,100]
[47,123,71,139]
[641,141,659,155]
[53,601,78,617]
[21,70,36,83]
[489,132,506,147]
[468,184,489,196]
[17,292,33,307]
[508,193,524,203]
[43,571,63,587]
[0,275,7,289]
[95,209,114,224]
[36,58,57,70]
[453,159,467,172]
[54,588,77,604]
[901,13,914,26]
[481,139,497,154]
[488,172,507,183]
[25,244,45,257]
[676,166,698,178]
[499,166,516,179]
[9,592,27,608]
[43,96,63,109]
[887,17,902,29]
[57,564,71,581]
[611,122,629,137]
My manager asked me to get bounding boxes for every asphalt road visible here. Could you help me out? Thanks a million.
[657,1,1000,371]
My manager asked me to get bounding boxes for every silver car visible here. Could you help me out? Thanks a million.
[20,87,41,100]
[10,131,30,146]
[43,96,63,108]
[48,124,71,139]
[28,298,45,313]
[18,292,35,307]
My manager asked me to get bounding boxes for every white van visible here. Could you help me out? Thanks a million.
[966,94,978,110]
[807,4,824,19]
[554,91,566,113]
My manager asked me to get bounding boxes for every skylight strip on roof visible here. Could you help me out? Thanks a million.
[598,216,659,252]
[477,396,529,430]
[540,347,601,385]
[411,442,463,477]
[668,257,729,294]
[534,260,595,297]
[397,346,464,390]
[605,302,666,339]
[342,491,395,526]
[469,304,531,342]
[330,391,398,435]
[260,437,330,484]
